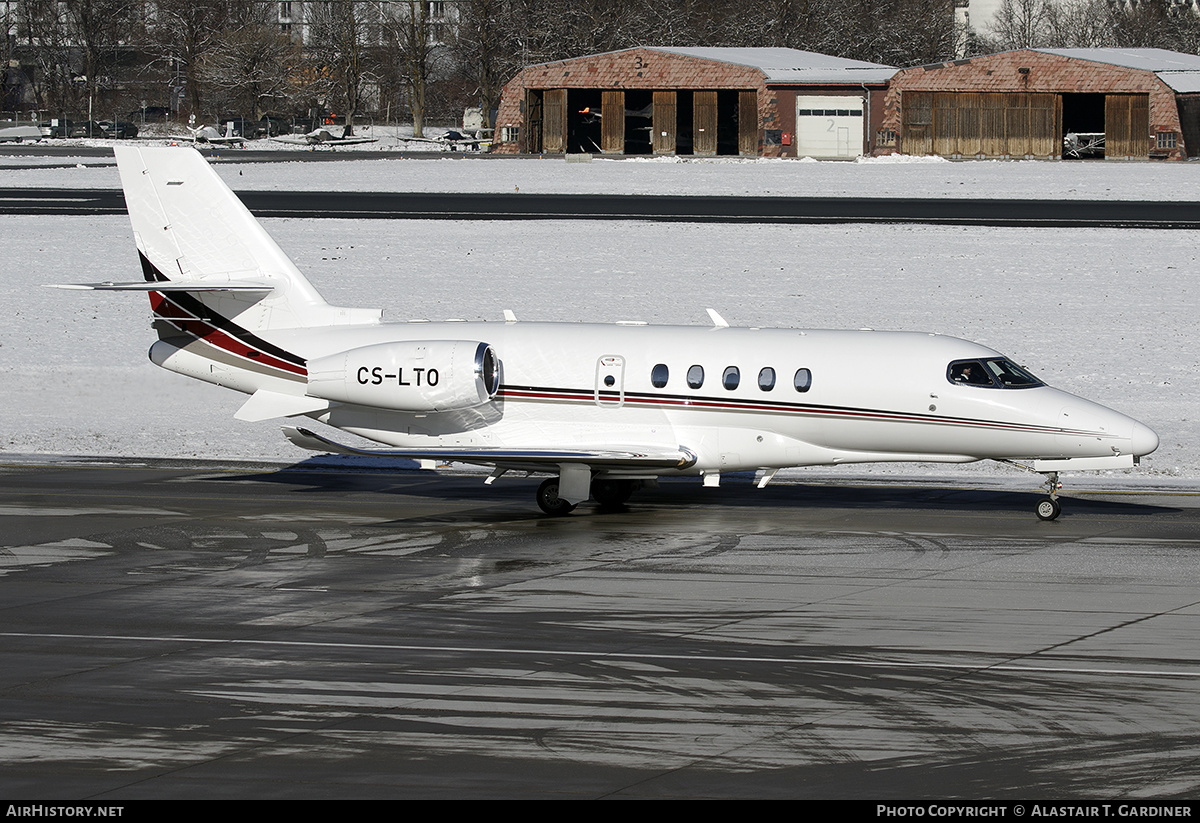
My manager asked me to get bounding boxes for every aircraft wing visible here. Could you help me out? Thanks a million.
[281,425,696,470]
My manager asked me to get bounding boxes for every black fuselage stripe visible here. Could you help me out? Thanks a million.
[140,251,306,367]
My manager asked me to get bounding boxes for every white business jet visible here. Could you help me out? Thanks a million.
[61,147,1158,519]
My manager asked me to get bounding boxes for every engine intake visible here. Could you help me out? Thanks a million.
[307,340,499,412]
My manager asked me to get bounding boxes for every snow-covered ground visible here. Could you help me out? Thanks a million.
[0,151,1195,488]
[6,145,1200,201]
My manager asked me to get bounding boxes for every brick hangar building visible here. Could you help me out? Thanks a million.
[492,46,1200,160]
[883,48,1200,160]
[491,47,897,159]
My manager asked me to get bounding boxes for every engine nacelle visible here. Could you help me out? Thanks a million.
[306,340,500,412]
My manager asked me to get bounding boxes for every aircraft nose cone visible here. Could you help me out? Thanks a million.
[1132,420,1159,457]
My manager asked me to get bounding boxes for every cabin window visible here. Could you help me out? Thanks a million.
[687,364,704,389]
[794,368,812,392]
[651,363,669,388]
[722,366,740,390]
[758,367,775,391]
[948,358,1043,389]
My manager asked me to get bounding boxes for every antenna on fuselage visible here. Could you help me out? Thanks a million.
[706,308,729,329]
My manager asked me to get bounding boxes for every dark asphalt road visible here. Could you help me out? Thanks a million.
[3,186,1200,226]
[2,458,1197,799]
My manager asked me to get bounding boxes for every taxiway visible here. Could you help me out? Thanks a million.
[1,460,1196,798]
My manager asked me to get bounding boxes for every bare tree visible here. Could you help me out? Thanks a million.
[61,0,142,118]
[450,0,521,129]
[12,0,138,116]
[200,23,301,119]
[1108,0,1200,50]
[10,0,70,112]
[385,0,447,136]
[1042,0,1116,48]
[986,0,1051,49]
[306,0,382,135]
[146,0,231,118]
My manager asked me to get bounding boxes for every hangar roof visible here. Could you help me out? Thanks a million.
[640,47,898,85]
[1034,48,1200,92]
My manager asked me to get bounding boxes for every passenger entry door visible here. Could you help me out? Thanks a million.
[595,355,625,407]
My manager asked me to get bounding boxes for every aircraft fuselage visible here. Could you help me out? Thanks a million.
[151,319,1156,477]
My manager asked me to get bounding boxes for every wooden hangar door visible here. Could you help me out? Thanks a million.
[601,90,624,154]
[739,90,758,156]
[541,89,566,153]
[1105,94,1149,158]
[902,91,934,155]
[693,91,718,156]
[652,91,677,155]
[903,91,1060,158]
[524,90,543,152]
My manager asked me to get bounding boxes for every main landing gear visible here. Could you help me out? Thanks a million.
[536,477,575,516]
[1036,471,1062,521]
[535,477,638,515]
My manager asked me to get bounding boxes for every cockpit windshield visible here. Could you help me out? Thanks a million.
[948,358,1043,389]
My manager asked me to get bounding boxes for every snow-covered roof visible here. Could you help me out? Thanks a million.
[1035,48,1200,72]
[644,47,898,85]
[1156,72,1200,94]
[1035,48,1200,92]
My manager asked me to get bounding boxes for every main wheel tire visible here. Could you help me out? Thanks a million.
[591,478,635,508]
[1036,497,1062,521]
[536,478,576,516]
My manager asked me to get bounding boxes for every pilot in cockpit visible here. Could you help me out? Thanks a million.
[952,362,991,386]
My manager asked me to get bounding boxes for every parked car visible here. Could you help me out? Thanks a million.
[69,120,107,138]
[257,115,292,136]
[38,119,74,138]
[98,120,139,139]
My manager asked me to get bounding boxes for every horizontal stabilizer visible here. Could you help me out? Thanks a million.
[281,426,697,470]
[235,390,333,422]
[48,280,274,292]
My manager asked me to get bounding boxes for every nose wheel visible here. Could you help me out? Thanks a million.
[1036,496,1062,521]
[1036,471,1062,521]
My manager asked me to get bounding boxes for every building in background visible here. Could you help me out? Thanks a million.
[885,47,1200,160]
[493,47,896,158]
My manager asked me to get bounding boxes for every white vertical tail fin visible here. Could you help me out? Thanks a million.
[114,145,381,331]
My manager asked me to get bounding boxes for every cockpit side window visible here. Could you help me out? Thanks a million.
[986,358,1043,388]
[948,358,1043,389]
[949,360,994,386]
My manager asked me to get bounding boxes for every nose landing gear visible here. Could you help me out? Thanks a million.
[1036,471,1062,521]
